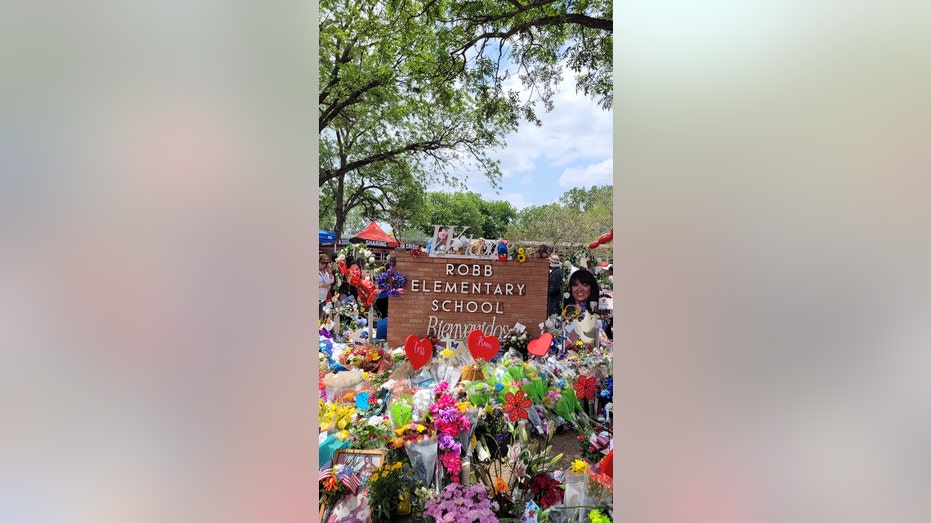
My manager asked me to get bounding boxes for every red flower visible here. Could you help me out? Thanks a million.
[503,390,532,422]
[573,374,598,401]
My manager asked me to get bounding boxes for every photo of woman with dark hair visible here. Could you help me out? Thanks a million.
[564,268,601,313]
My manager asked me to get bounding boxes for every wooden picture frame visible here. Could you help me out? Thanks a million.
[334,448,387,491]
[323,449,388,523]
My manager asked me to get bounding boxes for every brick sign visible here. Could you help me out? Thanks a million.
[387,250,548,348]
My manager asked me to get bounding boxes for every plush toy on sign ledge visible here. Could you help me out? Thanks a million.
[496,238,509,262]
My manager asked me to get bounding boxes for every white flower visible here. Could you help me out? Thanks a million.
[369,256,375,263]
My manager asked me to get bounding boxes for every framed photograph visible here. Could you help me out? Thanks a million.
[334,448,387,492]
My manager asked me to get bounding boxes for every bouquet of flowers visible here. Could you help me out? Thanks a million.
[430,382,472,482]
[319,399,357,441]
[587,466,614,509]
[424,483,499,523]
[339,344,390,373]
[501,327,530,358]
[473,413,563,518]
[561,459,593,523]
[347,414,393,450]
[394,419,437,487]
[528,472,564,509]
[411,485,434,519]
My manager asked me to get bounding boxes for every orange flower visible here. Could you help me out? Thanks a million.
[493,477,509,494]
[323,475,339,492]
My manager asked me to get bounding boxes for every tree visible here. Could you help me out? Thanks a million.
[420,192,485,235]
[319,0,521,237]
[442,0,613,119]
[479,199,517,238]
[506,185,612,253]
[414,192,516,240]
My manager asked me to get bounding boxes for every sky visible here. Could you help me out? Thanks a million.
[436,67,614,211]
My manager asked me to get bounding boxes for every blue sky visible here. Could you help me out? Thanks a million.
[433,66,614,210]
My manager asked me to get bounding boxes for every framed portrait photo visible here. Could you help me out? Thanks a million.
[334,448,387,493]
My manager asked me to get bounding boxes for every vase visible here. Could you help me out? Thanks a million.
[396,491,412,516]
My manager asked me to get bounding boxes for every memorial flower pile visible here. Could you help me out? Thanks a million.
[317,252,615,521]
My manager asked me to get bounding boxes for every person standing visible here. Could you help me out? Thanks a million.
[547,254,564,316]
[319,254,334,317]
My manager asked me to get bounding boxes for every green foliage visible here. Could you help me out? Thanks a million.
[415,192,517,240]
[443,0,614,116]
[479,199,517,238]
[319,0,520,237]
[506,185,612,253]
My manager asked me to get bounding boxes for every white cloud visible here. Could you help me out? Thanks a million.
[520,174,533,184]
[558,158,614,188]
[501,192,532,210]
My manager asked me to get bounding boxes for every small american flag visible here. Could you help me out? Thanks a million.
[318,468,333,482]
[337,469,361,494]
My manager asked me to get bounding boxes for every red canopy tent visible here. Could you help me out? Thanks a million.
[349,221,399,248]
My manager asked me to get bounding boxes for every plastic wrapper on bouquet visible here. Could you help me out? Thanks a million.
[404,437,438,488]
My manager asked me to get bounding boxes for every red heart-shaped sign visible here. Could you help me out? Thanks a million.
[527,333,553,357]
[404,335,433,370]
[467,329,499,361]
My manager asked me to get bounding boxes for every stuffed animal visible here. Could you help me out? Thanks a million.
[496,239,509,262]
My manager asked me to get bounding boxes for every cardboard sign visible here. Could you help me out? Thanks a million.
[404,335,433,370]
[467,329,499,361]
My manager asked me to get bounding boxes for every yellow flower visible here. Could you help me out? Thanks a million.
[570,459,591,474]
[439,348,454,359]
[415,424,426,433]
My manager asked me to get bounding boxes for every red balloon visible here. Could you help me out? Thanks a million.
[357,280,376,307]
[589,241,600,249]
